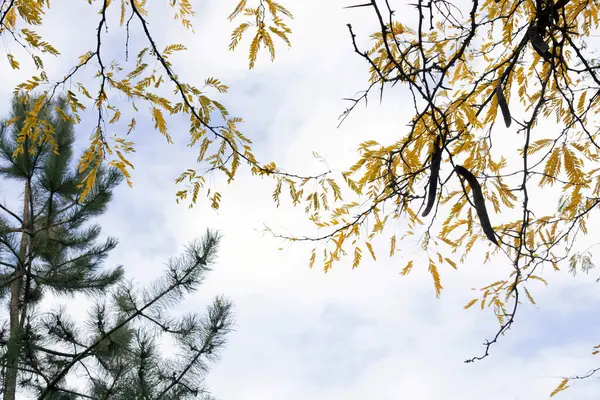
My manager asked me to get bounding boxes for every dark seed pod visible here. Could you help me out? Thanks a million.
[527,24,552,59]
[454,165,499,246]
[496,80,511,128]
[422,135,442,217]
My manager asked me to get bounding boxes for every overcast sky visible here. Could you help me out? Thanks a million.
[2,1,600,399]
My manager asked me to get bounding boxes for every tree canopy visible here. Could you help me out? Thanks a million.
[3,0,600,396]
[0,96,233,399]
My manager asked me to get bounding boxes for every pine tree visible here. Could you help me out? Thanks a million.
[0,96,233,399]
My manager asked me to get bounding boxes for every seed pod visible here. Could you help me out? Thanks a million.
[454,165,499,245]
[422,135,442,217]
[496,80,511,128]
[527,24,552,58]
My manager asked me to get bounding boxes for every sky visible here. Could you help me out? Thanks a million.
[2,1,600,399]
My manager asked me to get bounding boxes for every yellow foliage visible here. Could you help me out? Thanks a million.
[464,299,478,309]
[400,260,413,276]
[428,259,443,298]
[365,242,376,261]
[229,0,293,69]
[550,378,569,397]
[352,247,363,269]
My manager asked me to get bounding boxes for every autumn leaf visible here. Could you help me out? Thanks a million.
[550,378,569,397]
[464,299,478,309]
[428,259,443,298]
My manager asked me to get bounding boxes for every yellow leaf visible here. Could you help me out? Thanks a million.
[6,54,19,70]
[577,91,587,114]
[529,275,548,286]
[210,191,221,209]
[400,260,413,275]
[229,23,250,51]
[563,145,585,184]
[308,249,316,269]
[550,378,569,397]
[365,242,376,261]
[428,259,443,298]
[151,107,172,143]
[269,26,291,47]
[262,29,276,61]
[248,31,261,69]
[2,7,16,30]
[540,147,562,186]
[352,247,363,268]
[445,257,457,269]
[389,234,397,256]
[204,77,229,93]
[271,1,293,18]
[163,43,187,57]
[523,138,553,155]
[464,298,478,309]
[439,236,458,248]
[4,116,20,127]
[523,286,536,305]
[120,0,126,25]
[228,0,248,20]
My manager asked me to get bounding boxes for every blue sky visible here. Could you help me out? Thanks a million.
[2,1,600,399]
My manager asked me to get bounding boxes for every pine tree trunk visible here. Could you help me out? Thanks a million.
[4,181,31,400]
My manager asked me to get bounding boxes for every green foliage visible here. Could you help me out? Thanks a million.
[0,98,233,399]
[0,94,125,298]
[36,232,233,400]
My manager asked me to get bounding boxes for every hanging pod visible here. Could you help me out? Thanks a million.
[496,80,511,128]
[422,135,442,217]
[527,24,552,59]
[454,165,499,246]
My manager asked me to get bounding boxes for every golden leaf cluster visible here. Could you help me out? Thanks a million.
[229,0,293,69]
[2,0,295,202]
